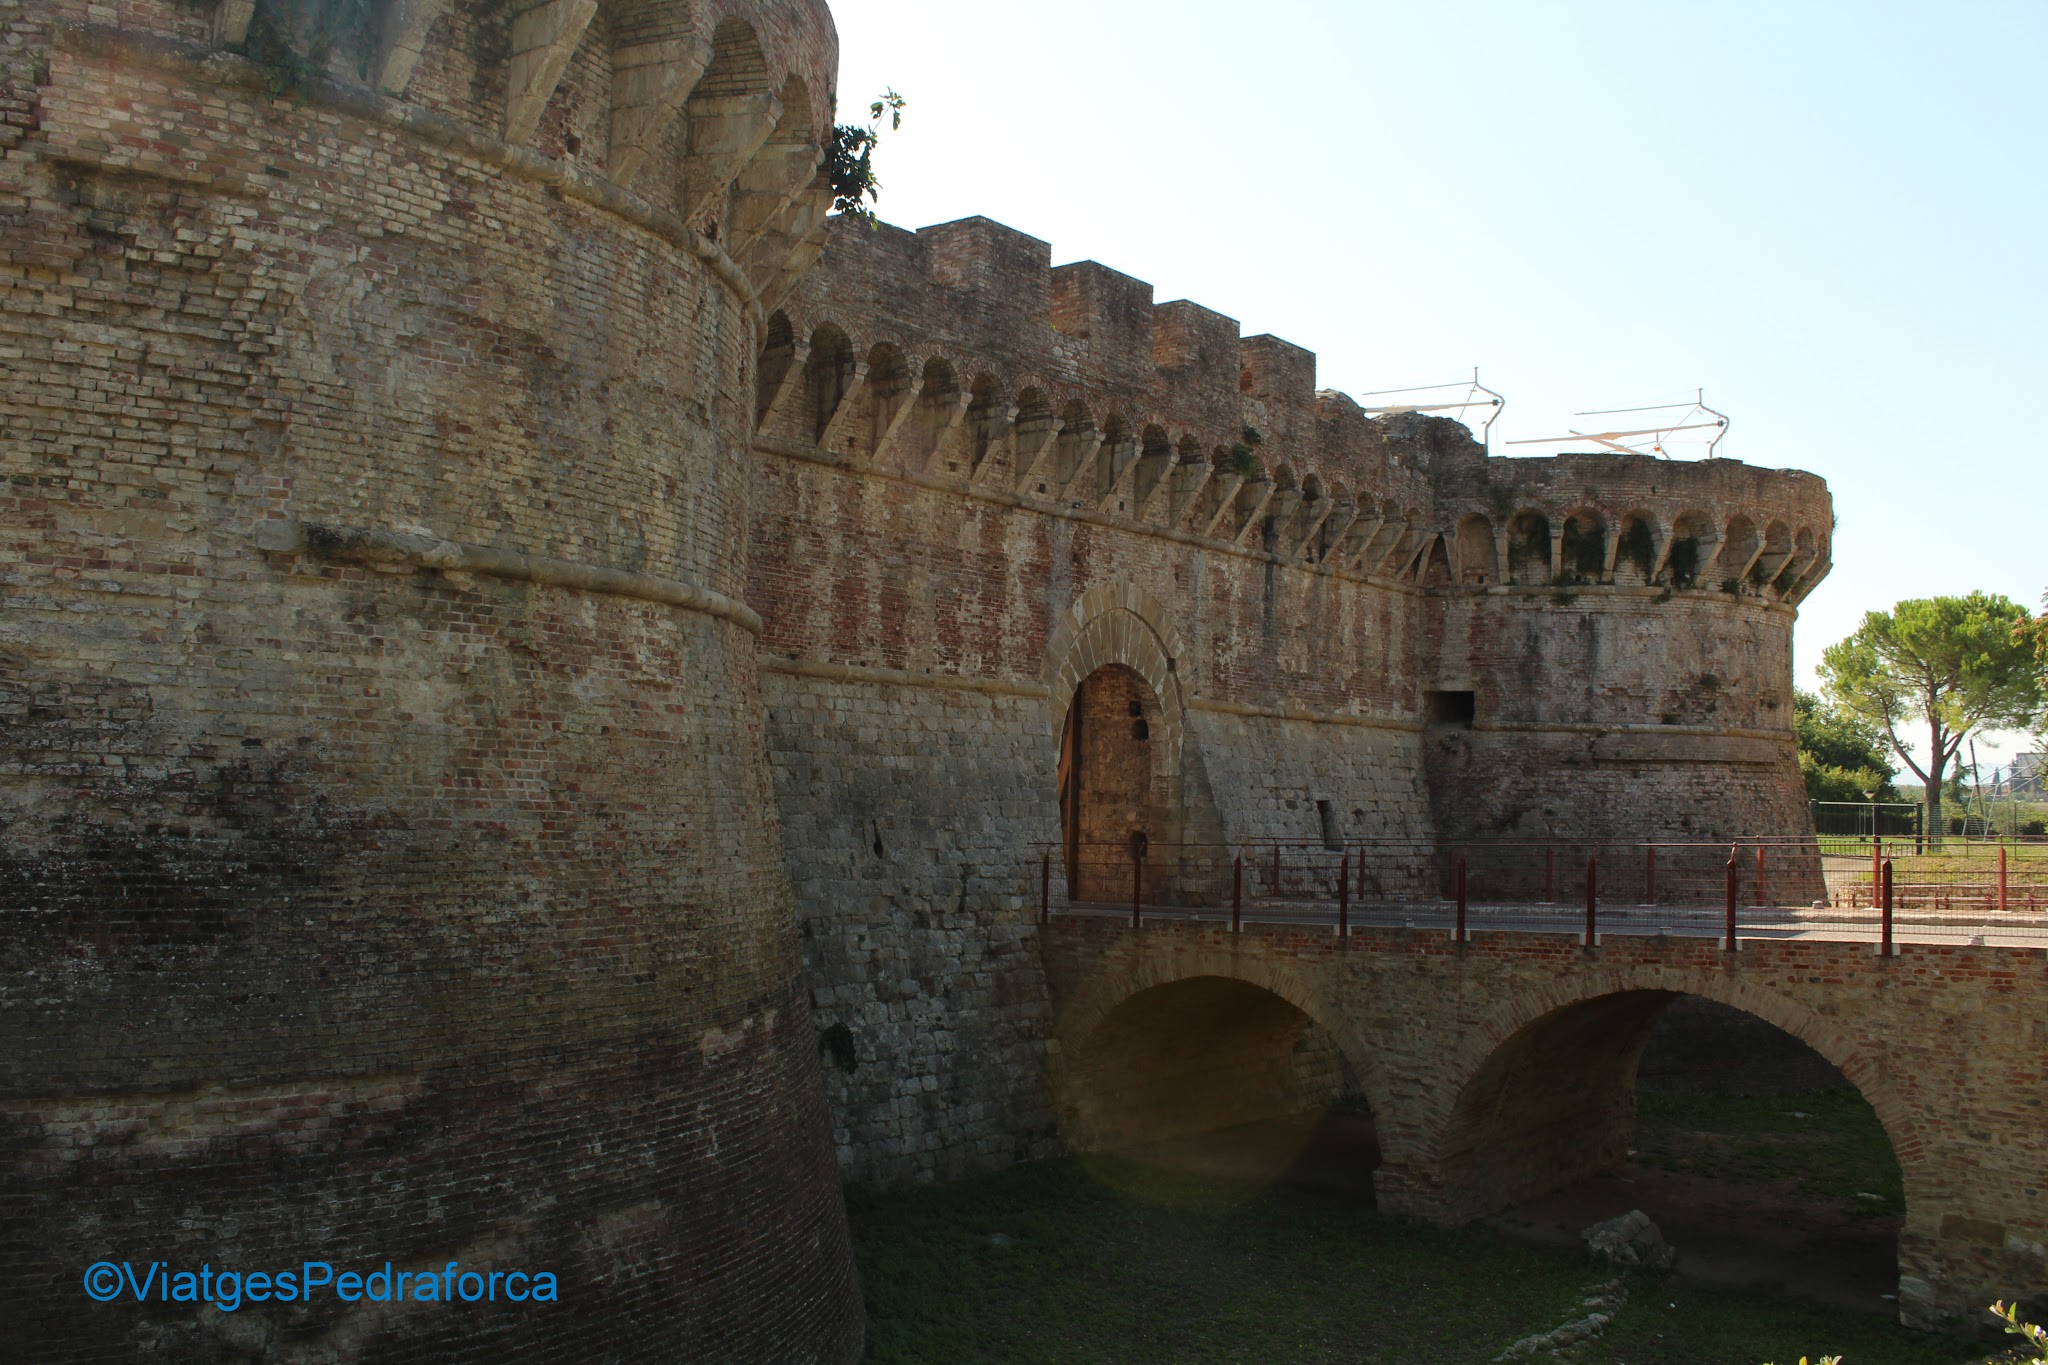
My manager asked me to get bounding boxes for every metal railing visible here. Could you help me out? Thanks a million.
[1035,837,2048,947]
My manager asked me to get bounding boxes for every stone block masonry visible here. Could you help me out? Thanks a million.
[761,665,1063,1185]
[752,210,1834,1186]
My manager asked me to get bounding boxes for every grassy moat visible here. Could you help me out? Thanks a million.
[850,1090,2022,1364]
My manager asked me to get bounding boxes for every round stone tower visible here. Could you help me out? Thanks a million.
[1,0,860,1358]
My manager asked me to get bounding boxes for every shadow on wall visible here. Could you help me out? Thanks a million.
[1637,996,1847,1096]
[1053,976,1379,1197]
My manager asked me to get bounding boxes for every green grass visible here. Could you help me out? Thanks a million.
[847,1152,2003,1364]
[1634,1086,1906,1214]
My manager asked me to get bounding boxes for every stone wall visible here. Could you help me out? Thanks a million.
[1,1,861,1359]
[751,214,1834,1186]
[760,665,1063,1185]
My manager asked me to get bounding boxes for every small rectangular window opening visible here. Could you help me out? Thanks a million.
[1427,690,1476,729]
[1316,799,1342,851]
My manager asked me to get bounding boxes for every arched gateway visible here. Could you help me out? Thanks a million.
[1044,584,1191,901]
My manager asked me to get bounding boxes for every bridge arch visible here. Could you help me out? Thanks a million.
[1413,967,1924,1247]
[1049,963,1387,1177]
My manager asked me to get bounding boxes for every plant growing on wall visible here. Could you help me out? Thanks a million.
[1667,537,1700,588]
[827,89,907,222]
[1226,426,1263,478]
[1558,519,1605,583]
[1616,519,1655,579]
[1819,593,2045,845]
[241,0,375,97]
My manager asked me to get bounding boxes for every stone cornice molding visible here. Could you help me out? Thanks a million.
[258,520,763,635]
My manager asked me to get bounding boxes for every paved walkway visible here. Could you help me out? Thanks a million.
[1054,897,2048,948]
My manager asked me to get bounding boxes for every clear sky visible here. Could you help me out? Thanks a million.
[830,0,2047,775]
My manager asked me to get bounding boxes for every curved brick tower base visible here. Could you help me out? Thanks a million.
[0,0,862,1358]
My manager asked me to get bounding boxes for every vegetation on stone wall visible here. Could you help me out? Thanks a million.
[1618,518,1656,579]
[1226,425,1264,477]
[1560,518,1606,582]
[827,89,907,221]
[242,0,375,98]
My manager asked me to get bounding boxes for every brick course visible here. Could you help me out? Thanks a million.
[3,1,860,1359]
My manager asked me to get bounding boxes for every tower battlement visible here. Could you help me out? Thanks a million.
[764,215,1830,603]
[33,0,838,311]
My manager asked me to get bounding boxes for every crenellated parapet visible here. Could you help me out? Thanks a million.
[37,0,837,311]
[764,216,1830,604]
[1437,452,1834,606]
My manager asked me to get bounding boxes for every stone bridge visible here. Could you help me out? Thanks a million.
[1040,916,2048,1331]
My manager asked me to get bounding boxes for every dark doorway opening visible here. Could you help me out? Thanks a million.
[1059,665,1168,901]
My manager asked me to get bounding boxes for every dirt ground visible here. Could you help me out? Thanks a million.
[1484,1160,1900,1314]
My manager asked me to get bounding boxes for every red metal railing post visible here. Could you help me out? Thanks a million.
[1131,852,1142,930]
[1545,846,1555,904]
[1584,855,1598,947]
[1880,857,1894,957]
[1040,852,1050,926]
[1645,846,1656,905]
[1232,855,1243,934]
[1338,856,1349,939]
[1724,845,1738,952]
[1999,844,2009,914]
[1755,845,1767,908]
[1455,855,1468,944]
[1871,834,1882,910]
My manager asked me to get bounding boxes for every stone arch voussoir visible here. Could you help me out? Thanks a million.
[1045,586,1187,745]
[1422,964,1925,1218]
[1048,945,1390,1125]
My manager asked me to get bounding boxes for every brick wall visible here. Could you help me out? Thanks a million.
[2,2,861,1358]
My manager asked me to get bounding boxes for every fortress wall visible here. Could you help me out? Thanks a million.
[1420,454,1831,894]
[2,2,860,1359]
[749,444,1437,1177]
[752,215,1836,1179]
[1182,709,1431,888]
[760,667,1063,1185]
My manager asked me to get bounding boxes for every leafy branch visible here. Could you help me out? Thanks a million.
[825,89,906,223]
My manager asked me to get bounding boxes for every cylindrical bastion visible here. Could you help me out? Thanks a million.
[0,0,863,1358]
